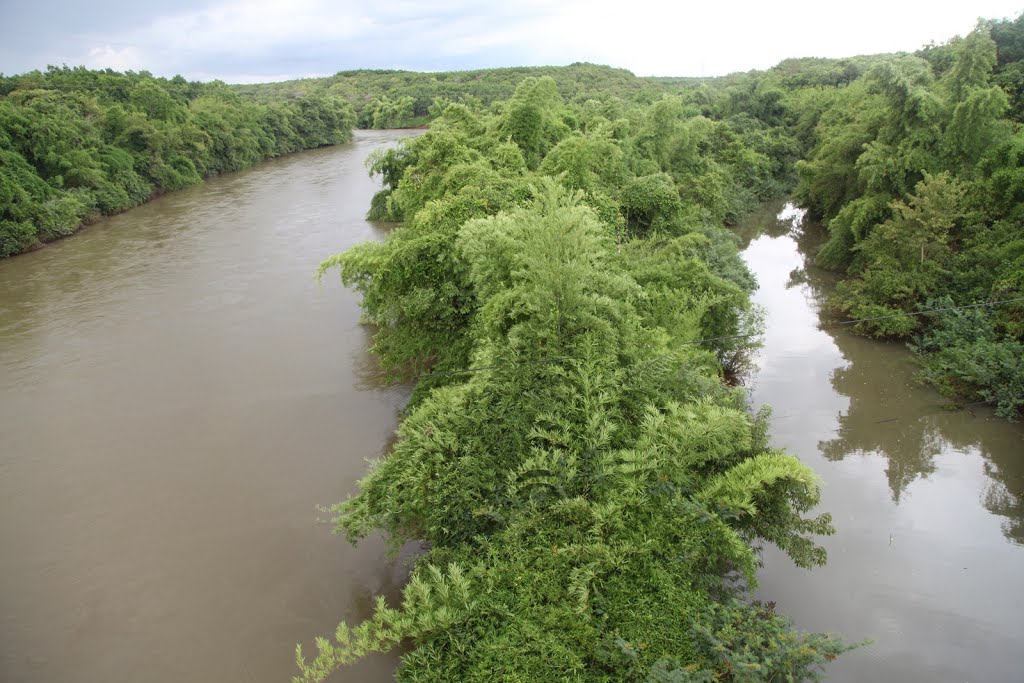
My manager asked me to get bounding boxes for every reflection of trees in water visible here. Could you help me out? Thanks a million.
[818,309,1024,541]
[785,210,839,307]
[817,335,942,503]
[983,464,1024,545]
[733,200,797,249]
[770,207,1024,543]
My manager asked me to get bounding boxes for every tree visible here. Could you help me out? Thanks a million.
[833,172,967,337]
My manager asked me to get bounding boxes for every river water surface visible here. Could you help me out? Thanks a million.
[0,130,419,682]
[739,203,1024,682]
[3,140,1023,682]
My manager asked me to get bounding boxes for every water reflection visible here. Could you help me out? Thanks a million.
[776,204,1024,528]
[821,377,1024,541]
[986,467,1024,544]
[741,201,1024,682]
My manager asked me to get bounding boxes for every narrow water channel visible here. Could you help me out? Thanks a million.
[0,130,419,682]
[739,202,1024,682]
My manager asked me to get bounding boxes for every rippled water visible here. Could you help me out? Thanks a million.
[0,130,419,682]
[740,202,1024,683]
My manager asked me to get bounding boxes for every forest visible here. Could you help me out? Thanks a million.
[233,63,662,129]
[0,67,355,257]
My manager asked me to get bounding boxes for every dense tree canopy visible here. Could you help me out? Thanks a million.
[305,78,849,682]
[234,63,664,130]
[0,66,355,257]
[774,18,1024,417]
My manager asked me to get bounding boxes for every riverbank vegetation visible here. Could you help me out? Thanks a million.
[299,16,1024,679]
[775,15,1024,418]
[302,78,851,681]
[0,67,355,257]
[240,14,1024,418]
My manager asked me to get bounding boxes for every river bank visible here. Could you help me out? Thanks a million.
[5,141,1022,681]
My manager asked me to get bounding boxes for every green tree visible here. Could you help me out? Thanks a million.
[833,172,967,336]
[496,76,570,169]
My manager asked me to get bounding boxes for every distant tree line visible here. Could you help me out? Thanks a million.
[0,66,355,257]
[234,63,672,130]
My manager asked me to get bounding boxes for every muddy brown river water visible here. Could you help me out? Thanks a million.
[2,138,1023,682]
[0,130,418,682]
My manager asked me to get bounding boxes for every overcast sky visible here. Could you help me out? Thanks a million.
[1,1,1022,83]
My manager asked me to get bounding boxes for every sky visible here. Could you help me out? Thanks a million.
[1,0,1022,83]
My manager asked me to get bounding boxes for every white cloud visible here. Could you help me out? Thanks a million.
[83,44,146,72]
[145,0,369,55]
[12,0,1024,81]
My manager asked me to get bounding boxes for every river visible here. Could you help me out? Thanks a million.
[738,202,1024,682]
[0,130,419,682]
[3,139,1023,682]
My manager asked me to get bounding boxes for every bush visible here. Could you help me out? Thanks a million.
[913,298,1024,418]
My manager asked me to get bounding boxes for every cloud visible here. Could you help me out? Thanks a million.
[82,45,146,72]
[2,0,1022,81]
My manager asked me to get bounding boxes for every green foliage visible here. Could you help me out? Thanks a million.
[1,146,57,255]
[992,13,1024,121]
[777,18,1024,415]
[365,95,418,129]
[230,58,802,241]
[912,297,1024,418]
[234,63,664,130]
[0,67,355,256]
[325,87,791,393]
[831,173,967,337]
[496,77,571,169]
[538,130,629,195]
[364,143,416,220]
[307,76,848,681]
[815,193,892,270]
[792,81,884,221]
[619,173,686,236]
